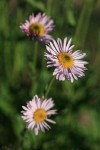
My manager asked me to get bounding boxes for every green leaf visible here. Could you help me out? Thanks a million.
[26,0,45,11]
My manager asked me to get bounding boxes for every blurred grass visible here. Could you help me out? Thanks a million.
[0,0,100,149]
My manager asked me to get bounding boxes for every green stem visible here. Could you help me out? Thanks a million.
[46,0,53,15]
[74,0,97,48]
[4,41,12,82]
[20,127,27,148]
[31,42,38,96]
[44,77,55,98]
[33,42,38,74]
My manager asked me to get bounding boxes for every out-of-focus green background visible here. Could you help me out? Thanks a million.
[0,0,100,149]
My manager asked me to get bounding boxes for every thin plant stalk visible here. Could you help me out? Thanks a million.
[33,41,38,74]
[74,0,97,48]
[44,76,55,98]
[46,0,53,15]
[31,42,38,96]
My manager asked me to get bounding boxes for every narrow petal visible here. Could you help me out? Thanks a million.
[46,118,56,124]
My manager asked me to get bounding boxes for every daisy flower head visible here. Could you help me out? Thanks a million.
[21,95,57,135]
[45,37,88,82]
[20,13,54,43]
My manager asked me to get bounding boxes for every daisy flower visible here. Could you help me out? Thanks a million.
[21,95,57,135]
[20,13,54,43]
[45,37,88,82]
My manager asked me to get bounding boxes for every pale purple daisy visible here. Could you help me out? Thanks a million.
[20,13,54,43]
[45,37,88,82]
[21,95,57,135]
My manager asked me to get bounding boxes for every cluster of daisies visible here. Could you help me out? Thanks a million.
[20,13,88,135]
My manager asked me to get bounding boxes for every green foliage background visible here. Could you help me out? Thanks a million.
[0,0,100,149]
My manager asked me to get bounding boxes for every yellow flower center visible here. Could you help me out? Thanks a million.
[57,52,74,68]
[33,109,47,123]
[29,22,45,36]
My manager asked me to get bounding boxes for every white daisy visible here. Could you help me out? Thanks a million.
[45,37,88,82]
[20,13,54,43]
[21,95,57,135]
